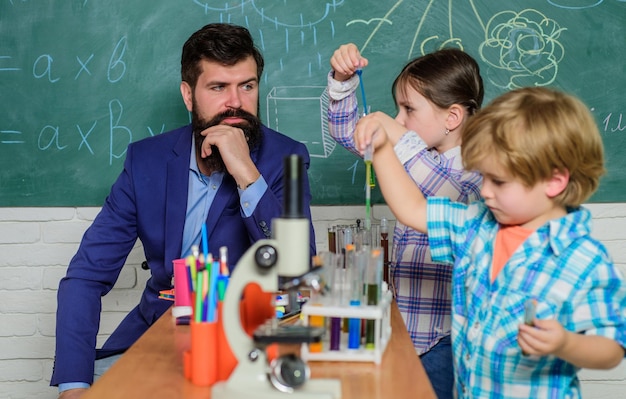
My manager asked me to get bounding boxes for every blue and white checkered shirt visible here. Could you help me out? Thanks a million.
[327,72,482,355]
[427,197,626,398]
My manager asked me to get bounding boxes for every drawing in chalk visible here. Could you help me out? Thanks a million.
[349,1,566,90]
[266,86,335,158]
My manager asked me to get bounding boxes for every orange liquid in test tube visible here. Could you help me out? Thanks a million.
[308,306,324,352]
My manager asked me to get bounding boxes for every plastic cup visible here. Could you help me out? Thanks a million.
[173,258,192,324]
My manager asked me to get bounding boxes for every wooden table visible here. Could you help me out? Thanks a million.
[84,302,435,399]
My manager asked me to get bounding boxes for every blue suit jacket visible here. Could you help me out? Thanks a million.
[51,124,315,385]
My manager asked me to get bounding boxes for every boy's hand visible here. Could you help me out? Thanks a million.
[519,318,624,369]
[518,318,568,356]
[330,43,368,82]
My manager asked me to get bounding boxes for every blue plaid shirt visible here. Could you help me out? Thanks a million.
[427,197,626,398]
[327,72,482,354]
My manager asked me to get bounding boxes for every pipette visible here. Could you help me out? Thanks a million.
[364,144,373,231]
[355,69,368,116]
[357,69,374,232]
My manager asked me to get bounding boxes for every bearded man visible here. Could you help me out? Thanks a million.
[51,23,315,399]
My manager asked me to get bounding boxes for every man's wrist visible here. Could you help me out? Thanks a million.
[236,173,260,190]
[59,382,90,393]
[237,180,255,190]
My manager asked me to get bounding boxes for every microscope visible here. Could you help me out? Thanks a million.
[211,155,341,399]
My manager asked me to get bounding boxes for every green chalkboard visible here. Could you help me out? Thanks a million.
[1,0,625,206]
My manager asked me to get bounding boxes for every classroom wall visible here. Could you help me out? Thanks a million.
[0,204,625,398]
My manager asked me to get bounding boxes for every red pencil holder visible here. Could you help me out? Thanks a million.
[216,301,237,381]
[184,320,218,387]
[183,283,275,386]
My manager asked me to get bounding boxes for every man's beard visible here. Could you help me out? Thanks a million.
[192,107,262,174]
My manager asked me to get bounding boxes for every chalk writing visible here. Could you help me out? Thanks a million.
[75,54,94,80]
[38,125,68,151]
[77,121,97,154]
[548,0,603,9]
[147,125,166,137]
[109,99,132,164]
[0,55,20,72]
[24,38,128,83]
[479,9,565,89]
[603,113,626,133]
[0,130,24,144]
[355,1,566,89]
[348,160,359,185]
[33,55,60,83]
[266,86,335,158]
[108,37,128,83]
[1,105,173,165]
[192,0,343,28]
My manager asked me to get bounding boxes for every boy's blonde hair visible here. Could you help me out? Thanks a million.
[461,87,605,207]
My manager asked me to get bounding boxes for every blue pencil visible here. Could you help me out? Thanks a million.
[201,223,209,262]
[207,261,219,322]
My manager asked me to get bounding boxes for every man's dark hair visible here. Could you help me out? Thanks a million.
[181,23,265,88]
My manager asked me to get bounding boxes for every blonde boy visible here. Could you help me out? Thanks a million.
[354,87,626,398]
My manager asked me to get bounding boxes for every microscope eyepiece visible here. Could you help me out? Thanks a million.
[282,154,304,219]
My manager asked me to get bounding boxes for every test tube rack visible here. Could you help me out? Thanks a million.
[300,288,392,365]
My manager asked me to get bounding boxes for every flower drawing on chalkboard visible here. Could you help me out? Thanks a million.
[478,9,566,89]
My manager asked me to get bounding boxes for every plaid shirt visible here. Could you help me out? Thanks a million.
[427,197,626,398]
[327,73,482,354]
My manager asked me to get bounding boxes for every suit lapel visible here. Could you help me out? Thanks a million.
[164,128,192,270]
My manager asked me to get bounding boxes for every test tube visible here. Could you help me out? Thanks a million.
[340,228,353,333]
[308,255,327,353]
[328,251,344,351]
[348,248,366,349]
[335,224,348,333]
[328,226,337,254]
[380,218,389,284]
[354,226,364,251]
[335,225,346,256]
[343,226,353,248]
[365,248,383,349]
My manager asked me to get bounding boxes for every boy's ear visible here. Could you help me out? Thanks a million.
[546,169,570,198]
[180,81,193,112]
[446,104,466,131]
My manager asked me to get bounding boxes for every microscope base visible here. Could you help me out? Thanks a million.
[211,378,341,399]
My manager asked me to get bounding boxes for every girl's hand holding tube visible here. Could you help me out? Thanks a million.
[330,43,369,82]
[353,112,397,157]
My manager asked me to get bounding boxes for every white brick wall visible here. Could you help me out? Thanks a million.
[1,204,625,399]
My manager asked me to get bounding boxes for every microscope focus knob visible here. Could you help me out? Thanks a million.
[254,244,278,270]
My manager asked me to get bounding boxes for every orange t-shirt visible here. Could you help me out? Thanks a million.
[491,225,533,282]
